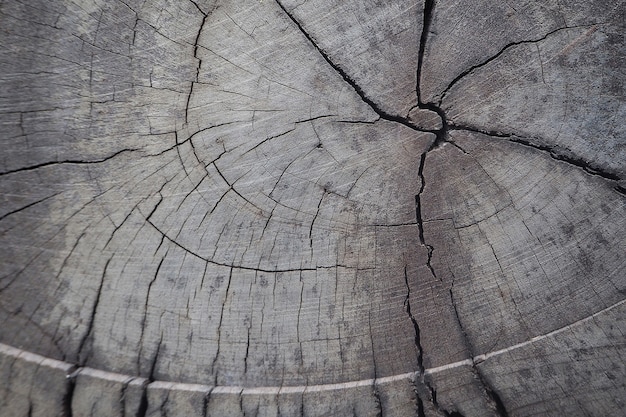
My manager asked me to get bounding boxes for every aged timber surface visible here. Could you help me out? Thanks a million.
[0,0,624,416]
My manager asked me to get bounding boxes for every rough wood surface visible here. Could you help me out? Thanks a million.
[0,0,624,416]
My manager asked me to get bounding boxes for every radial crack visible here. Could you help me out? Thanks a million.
[212,267,232,384]
[0,192,61,222]
[416,0,435,103]
[405,247,457,417]
[135,381,149,417]
[63,369,77,417]
[451,124,624,191]
[77,258,112,364]
[413,151,469,417]
[0,149,137,176]
[409,4,459,413]
[450,283,509,417]
[414,0,450,148]
[185,3,212,124]
[367,312,383,417]
[274,0,434,134]
[437,23,605,105]
[404,266,424,374]
[416,154,438,280]
[137,256,166,377]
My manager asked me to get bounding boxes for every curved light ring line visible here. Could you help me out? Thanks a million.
[1,296,622,395]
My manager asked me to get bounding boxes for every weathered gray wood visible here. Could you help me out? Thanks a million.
[441,21,626,177]
[476,299,626,416]
[71,369,147,417]
[0,344,74,417]
[1,0,625,416]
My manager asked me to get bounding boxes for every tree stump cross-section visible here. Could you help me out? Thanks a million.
[0,0,625,416]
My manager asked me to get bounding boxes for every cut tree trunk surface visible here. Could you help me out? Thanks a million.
[0,0,624,416]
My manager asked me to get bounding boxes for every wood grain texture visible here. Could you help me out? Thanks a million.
[0,0,624,416]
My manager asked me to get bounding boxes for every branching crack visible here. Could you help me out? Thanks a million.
[449,286,508,417]
[274,0,436,135]
[411,8,469,409]
[405,264,465,417]
[414,0,450,148]
[451,124,624,193]
[437,23,604,106]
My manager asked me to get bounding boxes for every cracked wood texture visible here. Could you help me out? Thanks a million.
[0,0,624,416]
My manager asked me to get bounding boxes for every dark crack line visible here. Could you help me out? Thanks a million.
[239,389,246,416]
[185,2,212,125]
[135,322,164,417]
[244,115,337,156]
[449,285,508,417]
[0,192,61,222]
[416,154,438,280]
[185,82,196,125]
[103,205,140,249]
[413,0,450,148]
[120,380,131,414]
[413,144,468,417]
[243,323,251,375]
[404,266,424,374]
[211,163,271,217]
[411,2,462,415]
[158,390,171,417]
[405,267,460,417]
[416,0,435,104]
[437,23,605,106]
[136,381,149,417]
[212,267,232,384]
[149,334,163,381]
[147,216,319,272]
[451,124,624,192]
[480,377,509,417]
[149,121,243,158]
[77,257,112,365]
[367,312,384,417]
[142,185,371,273]
[202,389,212,417]
[137,255,166,377]
[274,0,435,134]
[63,370,77,417]
[0,148,137,176]
[414,387,426,417]
[247,127,297,155]
[309,191,325,251]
